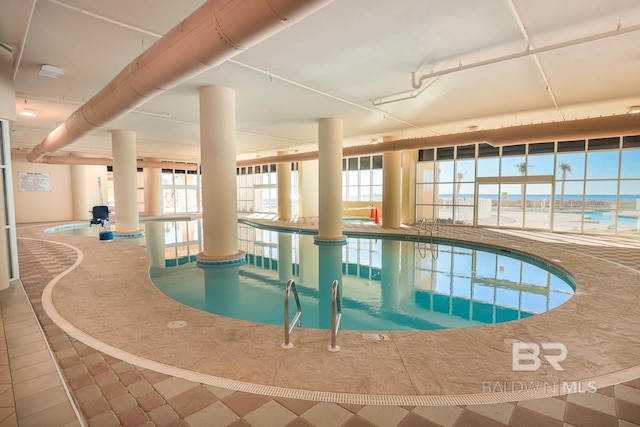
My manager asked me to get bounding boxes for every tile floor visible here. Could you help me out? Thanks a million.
[2,218,640,426]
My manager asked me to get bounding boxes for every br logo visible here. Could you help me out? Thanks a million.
[512,342,568,371]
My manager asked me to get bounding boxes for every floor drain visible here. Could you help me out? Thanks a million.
[167,320,187,329]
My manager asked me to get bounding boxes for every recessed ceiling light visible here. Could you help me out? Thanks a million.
[628,105,640,114]
[19,109,37,118]
[39,64,64,79]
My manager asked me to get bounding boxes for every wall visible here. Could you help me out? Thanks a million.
[11,152,73,223]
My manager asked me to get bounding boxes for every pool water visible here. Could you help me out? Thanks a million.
[143,220,575,331]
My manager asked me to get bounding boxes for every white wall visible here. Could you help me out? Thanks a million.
[11,152,73,223]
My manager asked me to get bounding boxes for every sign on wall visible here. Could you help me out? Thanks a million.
[18,171,51,192]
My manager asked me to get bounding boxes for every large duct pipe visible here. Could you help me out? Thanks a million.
[26,0,333,162]
[236,113,640,167]
[37,155,199,171]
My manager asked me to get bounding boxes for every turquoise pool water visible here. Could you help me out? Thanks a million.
[51,220,575,331]
[150,221,574,331]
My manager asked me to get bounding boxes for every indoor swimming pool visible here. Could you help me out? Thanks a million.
[52,219,576,331]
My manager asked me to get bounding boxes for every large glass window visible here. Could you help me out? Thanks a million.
[416,135,640,236]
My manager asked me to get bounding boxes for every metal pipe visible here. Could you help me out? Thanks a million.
[282,279,301,349]
[13,0,38,80]
[328,279,342,352]
[411,22,640,89]
[26,0,334,162]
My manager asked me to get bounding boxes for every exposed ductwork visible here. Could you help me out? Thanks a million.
[26,0,334,163]
[236,113,640,167]
[36,155,199,171]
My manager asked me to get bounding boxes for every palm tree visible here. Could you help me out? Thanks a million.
[558,162,572,208]
[455,171,466,200]
[516,162,530,211]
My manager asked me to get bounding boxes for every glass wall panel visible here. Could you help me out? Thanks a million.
[618,180,640,235]
[621,149,640,179]
[583,180,618,234]
[501,156,527,177]
[477,183,499,227]
[478,157,499,177]
[555,152,585,180]
[527,154,554,176]
[524,183,551,230]
[553,181,584,233]
[499,183,523,228]
[586,150,619,179]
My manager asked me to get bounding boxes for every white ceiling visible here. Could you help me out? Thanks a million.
[3,0,640,162]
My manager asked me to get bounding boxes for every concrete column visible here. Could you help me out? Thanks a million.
[70,164,90,220]
[277,152,292,220]
[315,118,345,244]
[197,85,244,265]
[144,159,163,217]
[382,136,402,228]
[111,130,142,235]
[402,149,418,224]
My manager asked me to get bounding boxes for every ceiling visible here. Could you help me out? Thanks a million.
[3,0,640,163]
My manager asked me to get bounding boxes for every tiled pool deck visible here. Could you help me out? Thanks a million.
[2,215,640,426]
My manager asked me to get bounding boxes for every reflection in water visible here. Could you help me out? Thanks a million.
[146,220,576,331]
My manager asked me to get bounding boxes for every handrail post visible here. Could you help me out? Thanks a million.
[282,279,302,349]
[328,280,342,352]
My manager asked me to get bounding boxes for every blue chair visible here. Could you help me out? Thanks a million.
[89,205,110,228]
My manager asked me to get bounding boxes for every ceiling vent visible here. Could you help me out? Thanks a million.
[39,64,64,79]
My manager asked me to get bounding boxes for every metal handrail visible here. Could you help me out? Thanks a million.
[328,279,342,352]
[282,279,302,349]
[431,217,439,235]
[418,217,427,237]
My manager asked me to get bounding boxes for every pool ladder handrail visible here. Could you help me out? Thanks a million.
[282,279,302,349]
[418,217,439,260]
[328,279,342,352]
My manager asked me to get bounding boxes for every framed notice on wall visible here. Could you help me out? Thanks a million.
[18,171,51,192]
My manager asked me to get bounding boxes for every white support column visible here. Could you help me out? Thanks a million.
[382,136,402,228]
[402,149,418,225]
[315,118,345,244]
[111,130,142,236]
[144,159,163,217]
[277,152,292,220]
[197,85,244,265]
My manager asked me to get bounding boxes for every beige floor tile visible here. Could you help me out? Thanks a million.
[301,402,353,427]
[243,400,297,427]
[14,385,69,419]
[184,401,239,427]
[6,332,43,349]
[8,349,51,370]
[6,340,47,359]
[0,412,17,427]
[12,372,62,401]
[567,391,617,417]
[356,405,410,427]
[11,359,56,384]
[467,403,516,424]
[16,401,78,427]
[517,397,566,421]
[410,406,463,427]
[615,384,640,405]
[154,376,199,400]
[204,385,236,400]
